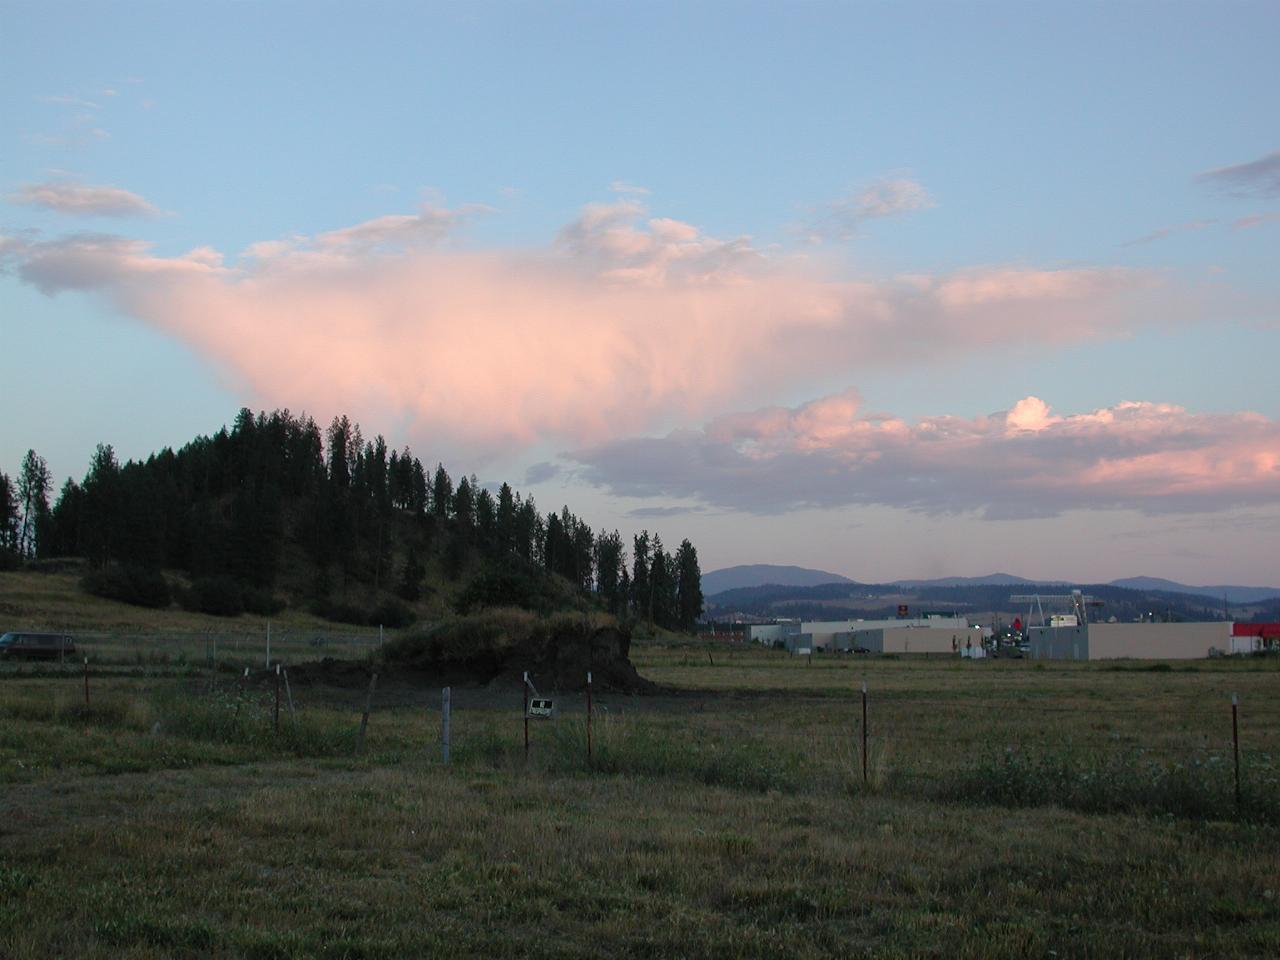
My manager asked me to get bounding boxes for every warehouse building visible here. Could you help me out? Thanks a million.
[1028,621,1232,660]
[1231,622,1280,654]
[750,616,974,654]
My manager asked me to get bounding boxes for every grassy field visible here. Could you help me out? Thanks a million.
[2,639,1279,958]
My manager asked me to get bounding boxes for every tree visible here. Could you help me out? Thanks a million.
[0,472,18,555]
[432,464,452,518]
[398,546,425,601]
[496,482,516,553]
[649,535,677,629]
[80,444,122,566]
[631,531,651,621]
[17,449,52,558]
[594,529,626,615]
[675,539,704,631]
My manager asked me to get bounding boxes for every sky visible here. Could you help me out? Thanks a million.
[2,1,1278,586]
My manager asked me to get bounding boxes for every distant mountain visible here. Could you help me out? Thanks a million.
[1108,578,1280,605]
[702,564,853,596]
[890,573,1067,588]
[703,578,1252,625]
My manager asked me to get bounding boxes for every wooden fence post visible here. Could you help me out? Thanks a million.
[442,687,451,766]
[1232,692,1241,809]
[586,671,593,763]
[357,672,378,754]
[861,679,868,784]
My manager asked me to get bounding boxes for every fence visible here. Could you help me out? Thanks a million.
[0,626,390,671]
[3,643,1276,822]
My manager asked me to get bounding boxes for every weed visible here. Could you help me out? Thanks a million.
[937,747,1280,824]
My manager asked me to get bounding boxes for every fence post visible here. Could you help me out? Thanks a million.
[586,671,593,763]
[861,679,868,784]
[83,658,90,710]
[283,666,296,722]
[1232,692,1241,809]
[442,687,451,766]
[523,672,531,761]
[357,672,379,755]
[266,621,271,669]
[274,664,281,733]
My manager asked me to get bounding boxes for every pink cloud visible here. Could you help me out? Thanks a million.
[2,200,1160,458]
[571,393,1280,518]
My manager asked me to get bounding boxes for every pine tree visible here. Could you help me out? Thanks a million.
[432,464,452,518]
[398,546,425,601]
[675,539,704,631]
[0,472,18,556]
[17,449,52,559]
[631,531,651,621]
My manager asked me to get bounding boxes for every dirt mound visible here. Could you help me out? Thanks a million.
[493,623,655,694]
[288,612,655,694]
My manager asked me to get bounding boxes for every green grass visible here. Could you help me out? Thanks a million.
[1,641,1279,957]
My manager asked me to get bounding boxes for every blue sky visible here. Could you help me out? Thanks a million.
[2,1,1278,584]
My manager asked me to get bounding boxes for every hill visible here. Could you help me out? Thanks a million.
[1,408,706,632]
[889,573,1064,588]
[701,564,853,595]
[1108,577,1280,605]
[703,578,1278,625]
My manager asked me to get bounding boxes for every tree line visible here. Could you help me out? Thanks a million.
[0,409,703,630]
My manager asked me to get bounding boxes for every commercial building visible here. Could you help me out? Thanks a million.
[1028,621,1232,660]
[1231,622,1280,654]
[750,616,975,654]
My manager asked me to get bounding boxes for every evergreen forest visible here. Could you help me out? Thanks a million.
[0,409,703,630]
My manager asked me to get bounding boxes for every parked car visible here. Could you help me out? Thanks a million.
[0,632,76,660]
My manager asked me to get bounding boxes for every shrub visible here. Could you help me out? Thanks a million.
[241,586,285,616]
[310,597,413,627]
[182,576,245,617]
[81,564,172,609]
[310,598,368,625]
[454,562,566,615]
[369,597,415,628]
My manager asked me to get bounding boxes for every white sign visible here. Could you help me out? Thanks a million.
[527,698,554,719]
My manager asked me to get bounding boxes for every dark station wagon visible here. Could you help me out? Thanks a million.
[0,632,77,660]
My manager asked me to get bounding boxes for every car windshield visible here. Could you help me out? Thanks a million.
[0,633,14,646]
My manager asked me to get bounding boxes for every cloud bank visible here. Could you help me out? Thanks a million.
[8,179,161,218]
[569,392,1280,518]
[2,199,1157,456]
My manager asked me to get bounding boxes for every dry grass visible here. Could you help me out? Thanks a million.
[1,639,1278,957]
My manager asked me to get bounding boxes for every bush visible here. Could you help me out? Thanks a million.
[310,597,367,625]
[241,586,285,616]
[369,597,415,628]
[455,564,558,615]
[81,564,172,609]
[182,576,245,617]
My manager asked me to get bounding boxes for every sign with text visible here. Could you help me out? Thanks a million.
[527,698,554,719]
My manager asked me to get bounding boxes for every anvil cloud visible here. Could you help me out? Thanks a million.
[5,200,1157,457]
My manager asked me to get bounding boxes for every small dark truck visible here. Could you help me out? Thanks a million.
[0,632,77,661]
